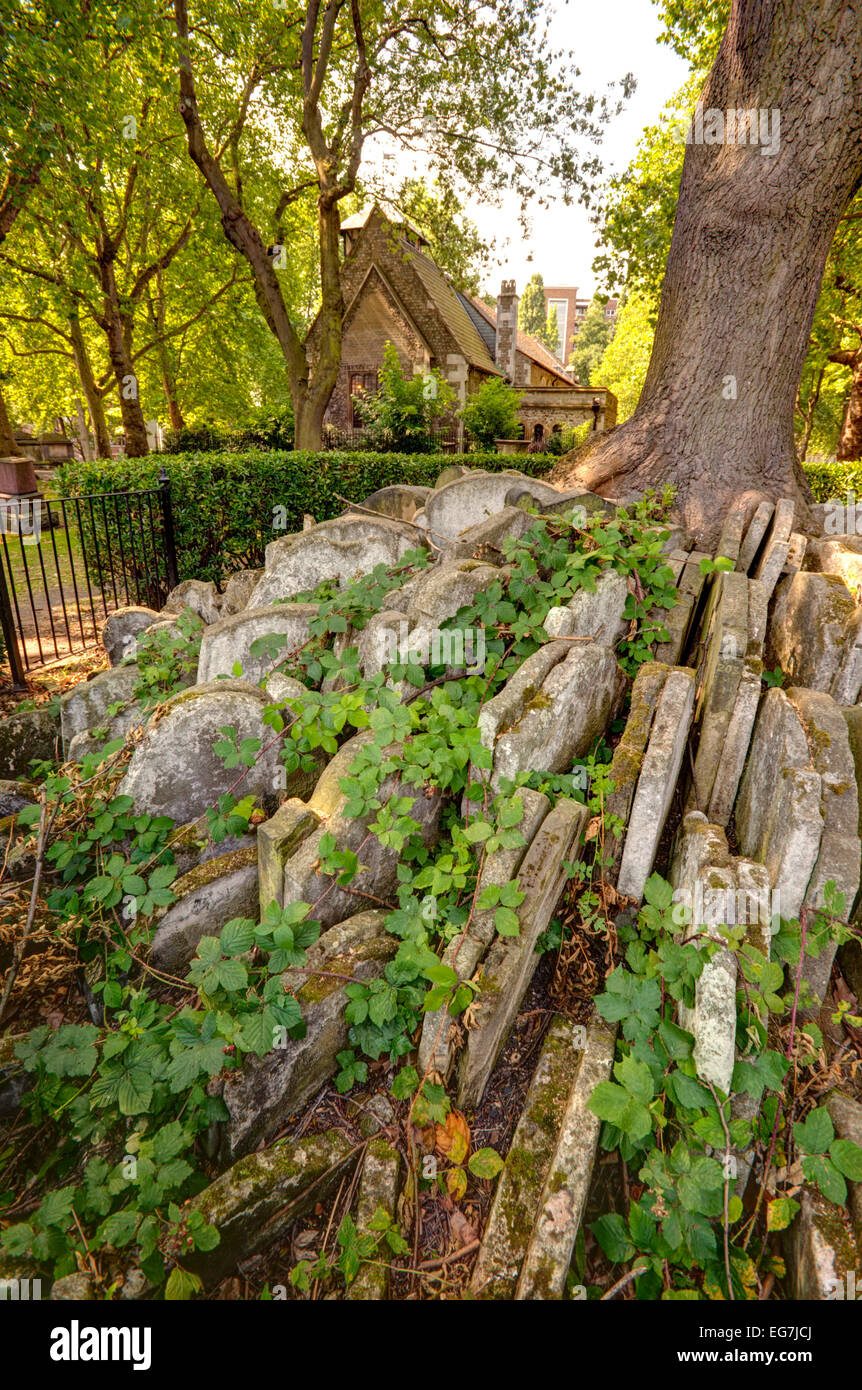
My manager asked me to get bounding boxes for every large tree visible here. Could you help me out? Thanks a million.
[173,0,617,448]
[518,273,548,338]
[558,0,862,543]
[0,0,122,453]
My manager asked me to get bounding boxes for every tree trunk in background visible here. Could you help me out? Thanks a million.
[161,370,185,434]
[68,314,113,458]
[831,348,862,460]
[98,258,149,457]
[0,383,16,455]
[147,281,186,432]
[74,399,93,460]
[174,0,359,451]
[555,0,862,545]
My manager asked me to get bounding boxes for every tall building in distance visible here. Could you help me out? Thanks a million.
[543,286,618,365]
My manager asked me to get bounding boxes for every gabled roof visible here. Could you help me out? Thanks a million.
[407,248,500,376]
[341,205,500,376]
[340,202,428,247]
[461,292,573,385]
[343,263,437,361]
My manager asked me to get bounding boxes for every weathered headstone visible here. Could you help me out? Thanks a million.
[617,667,695,900]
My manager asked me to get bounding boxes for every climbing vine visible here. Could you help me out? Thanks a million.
[1,495,680,1296]
[587,875,862,1300]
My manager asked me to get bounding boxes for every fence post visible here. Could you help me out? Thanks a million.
[0,550,27,691]
[158,466,179,591]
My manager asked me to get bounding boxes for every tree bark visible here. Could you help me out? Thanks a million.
[73,399,93,460]
[98,258,150,457]
[146,283,185,432]
[68,313,113,458]
[555,0,862,545]
[830,347,862,460]
[0,382,17,455]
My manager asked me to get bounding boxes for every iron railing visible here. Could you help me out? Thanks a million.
[0,469,178,690]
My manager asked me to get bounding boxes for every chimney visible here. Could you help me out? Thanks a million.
[495,280,519,383]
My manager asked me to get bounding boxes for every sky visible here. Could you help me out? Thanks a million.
[468,0,689,298]
[359,1,691,300]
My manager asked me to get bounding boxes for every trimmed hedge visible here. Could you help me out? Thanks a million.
[802,457,862,502]
[56,449,555,587]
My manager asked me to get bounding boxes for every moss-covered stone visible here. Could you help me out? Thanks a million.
[214,911,396,1163]
[185,1128,357,1285]
[346,1136,402,1301]
[0,706,59,778]
[471,1015,582,1299]
[171,845,257,899]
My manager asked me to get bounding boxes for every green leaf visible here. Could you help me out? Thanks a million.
[117,1068,154,1116]
[766,1197,800,1232]
[657,1019,693,1060]
[643,874,674,910]
[36,1187,75,1230]
[588,1081,651,1142]
[829,1138,862,1182]
[391,1066,419,1101]
[464,820,493,843]
[220,918,255,956]
[628,1200,658,1250]
[668,1070,712,1110]
[468,1148,504,1180]
[593,1212,636,1263]
[214,958,248,992]
[794,1107,834,1156]
[97,1210,140,1249]
[589,1081,631,1127]
[494,906,520,937]
[614,1053,655,1104]
[148,864,178,890]
[802,1154,846,1206]
[165,1267,203,1300]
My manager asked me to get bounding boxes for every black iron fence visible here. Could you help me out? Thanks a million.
[0,469,178,690]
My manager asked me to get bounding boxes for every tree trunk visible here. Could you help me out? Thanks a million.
[293,392,331,451]
[162,371,185,434]
[68,314,113,458]
[293,198,346,448]
[147,281,185,432]
[555,0,862,545]
[73,399,93,460]
[99,260,149,457]
[0,382,17,455]
[831,348,862,460]
[174,0,359,453]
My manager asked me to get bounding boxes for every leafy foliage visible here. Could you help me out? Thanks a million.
[568,295,616,384]
[350,343,454,453]
[587,873,862,1299]
[2,490,679,1297]
[460,378,524,447]
[56,449,555,586]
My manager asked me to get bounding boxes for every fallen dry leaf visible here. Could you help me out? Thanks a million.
[446,1166,468,1201]
[449,1208,478,1247]
[435,1109,470,1162]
